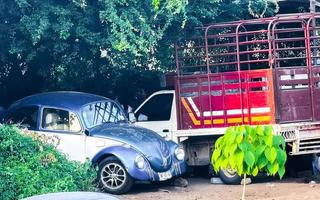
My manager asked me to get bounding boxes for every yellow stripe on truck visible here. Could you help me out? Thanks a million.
[251,116,270,122]
[181,98,201,126]
[213,119,224,124]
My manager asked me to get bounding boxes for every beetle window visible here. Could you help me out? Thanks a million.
[5,106,38,129]
[42,108,81,132]
[82,101,126,128]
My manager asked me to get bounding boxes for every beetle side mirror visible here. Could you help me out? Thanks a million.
[128,112,136,123]
[84,129,90,136]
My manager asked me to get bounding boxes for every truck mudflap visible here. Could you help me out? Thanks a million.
[275,122,320,155]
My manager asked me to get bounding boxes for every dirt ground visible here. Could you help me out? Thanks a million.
[122,177,320,200]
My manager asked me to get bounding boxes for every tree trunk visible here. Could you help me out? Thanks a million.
[242,173,246,200]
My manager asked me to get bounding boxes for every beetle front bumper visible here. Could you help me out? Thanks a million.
[129,159,187,182]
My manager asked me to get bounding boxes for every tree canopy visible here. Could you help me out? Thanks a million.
[0,0,284,107]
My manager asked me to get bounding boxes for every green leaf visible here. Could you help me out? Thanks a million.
[258,156,268,169]
[267,163,273,174]
[229,144,238,155]
[276,148,287,165]
[264,126,273,136]
[227,131,237,145]
[244,125,252,137]
[223,146,230,157]
[237,163,243,176]
[278,166,286,179]
[215,136,224,148]
[234,151,244,167]
[214,157,222,172]
[221,158,229,169]
[255,125,264,136]
[229,154,236,169]
[273,135,285,148]
[236,131,243,144]
[265,147,277,163]
[265,133,273,147]
[252,166,259,176]
[255,144,266,158]
[211,148,221,163]
[271,162,279,175]
[239,141,251,152]
[244,151,255,168]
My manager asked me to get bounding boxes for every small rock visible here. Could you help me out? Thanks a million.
[174,177,189,187]
[210,177,224,184]
[241,178,252,185]
[309,180,316,184]
[266,183,275,188]
[159,189,170,193]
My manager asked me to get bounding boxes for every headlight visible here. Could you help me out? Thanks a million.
[135,155,145,169]
[174,147,185,161]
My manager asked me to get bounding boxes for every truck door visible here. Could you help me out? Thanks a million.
[272,20,314,123]
[134,92,174,138]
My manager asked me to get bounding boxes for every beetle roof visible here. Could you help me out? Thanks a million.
[9,91,109,111]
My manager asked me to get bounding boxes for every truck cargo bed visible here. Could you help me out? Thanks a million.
[175,13,320,130]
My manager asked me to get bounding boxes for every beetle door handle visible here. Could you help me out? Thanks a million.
[162,129,169,133]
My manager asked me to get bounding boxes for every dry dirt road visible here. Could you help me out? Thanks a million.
[122,177,320,200]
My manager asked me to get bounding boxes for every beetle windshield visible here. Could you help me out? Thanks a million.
[82,101,127,128]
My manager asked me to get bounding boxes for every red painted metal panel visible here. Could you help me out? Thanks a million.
[177,69,275,129]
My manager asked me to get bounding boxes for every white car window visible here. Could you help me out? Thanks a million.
[42,108,81,133]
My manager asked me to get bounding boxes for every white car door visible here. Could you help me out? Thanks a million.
[134,92,175,138]
[39,107,87,163]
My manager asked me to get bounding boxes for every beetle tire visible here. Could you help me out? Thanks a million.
[219,169,242,185]
[98,156,134,194]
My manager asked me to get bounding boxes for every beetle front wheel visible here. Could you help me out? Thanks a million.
[98,156,134,194]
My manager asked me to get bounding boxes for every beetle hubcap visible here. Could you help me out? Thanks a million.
[101,163,126,190]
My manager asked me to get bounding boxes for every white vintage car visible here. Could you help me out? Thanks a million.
[2,92,186,194]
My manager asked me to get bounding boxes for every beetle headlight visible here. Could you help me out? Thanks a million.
[135,155,145,169]
[174,147,185,161]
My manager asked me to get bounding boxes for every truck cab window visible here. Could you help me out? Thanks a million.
[136,94,173,121]
[5,106,38,130]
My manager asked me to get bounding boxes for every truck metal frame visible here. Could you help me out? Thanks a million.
[175,13,320,157]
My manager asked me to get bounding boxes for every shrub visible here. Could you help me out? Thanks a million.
[0,125,96,200]
[211,125,287,200]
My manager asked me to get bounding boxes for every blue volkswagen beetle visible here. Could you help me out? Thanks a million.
[2,92,186,194]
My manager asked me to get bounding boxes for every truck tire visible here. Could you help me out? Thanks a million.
[219,169,242,185]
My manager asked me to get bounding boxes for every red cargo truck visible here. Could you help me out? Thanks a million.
[132,13,320,183]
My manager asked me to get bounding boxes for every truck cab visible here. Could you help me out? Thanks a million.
[133,90,178,141]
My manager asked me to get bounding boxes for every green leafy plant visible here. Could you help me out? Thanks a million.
[0,125,96,200]
[211,125,287,200]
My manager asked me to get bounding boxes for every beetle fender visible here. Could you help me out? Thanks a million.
[92,145,152,181]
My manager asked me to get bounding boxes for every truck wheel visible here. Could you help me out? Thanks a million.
[98,156,134,194]
[219,169,242,185]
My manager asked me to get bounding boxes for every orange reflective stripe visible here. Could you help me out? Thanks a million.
[181,98,201,126]
[227,118,243,123]
[251,116,270,122]
[213,119,224,124]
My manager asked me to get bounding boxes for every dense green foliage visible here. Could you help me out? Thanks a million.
[211,125,287,179]
[0,126,96,200]
[0,0,288,107]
